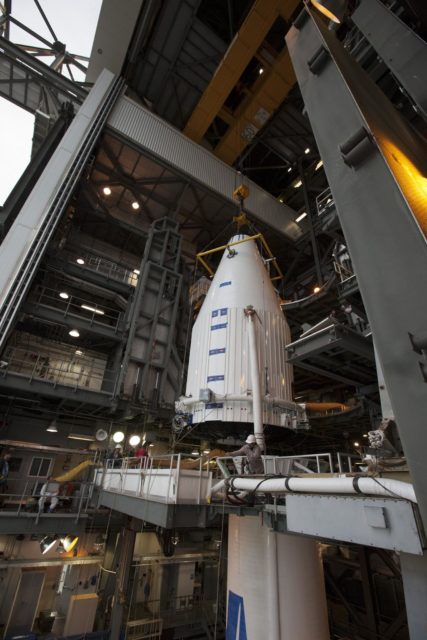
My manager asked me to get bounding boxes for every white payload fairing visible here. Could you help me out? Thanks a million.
[179,234,306,438]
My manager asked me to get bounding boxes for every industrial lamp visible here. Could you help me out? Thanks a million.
[46,419,58,433]
[310,0,348,23]
[129,435,141,447]
[61,535,79,552]
[112,431,125,443]
[40,535,57,554]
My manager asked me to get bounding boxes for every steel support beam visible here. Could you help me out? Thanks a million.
[108,96,302,241]
[286,7,427,528]
[352,0,427,121]
[0,35,86,115]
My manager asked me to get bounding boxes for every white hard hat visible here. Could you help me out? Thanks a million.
[245,434,256,444]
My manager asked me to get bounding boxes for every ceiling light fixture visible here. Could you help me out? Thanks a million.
[293,180,302,188]
[287,167,292,173]
[304,147,310,154]
[129,435,141,447]
[76,258,85,265]
[59,292,69,300]
[313,285,321,294]
[310,0,348,24]
[69,329,80,338]
[203,450,210,454]
[133,269,140,275]
[112,431,125,443]
[353,441,360,447]
[131,201,140,210]
[279,198,284,203]
[259,67,264,75]
[75,350,83,356]
[296,212,307,222]
[191,450,199,456]
[315,160,324,171]
[81,304,105,315]
[103,186,112,196]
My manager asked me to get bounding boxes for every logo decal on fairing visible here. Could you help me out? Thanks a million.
[226,590,247,640]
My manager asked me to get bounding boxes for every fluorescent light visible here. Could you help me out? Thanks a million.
[133,269,140,275]
[76,258,85,265]
[81,304,105,315]
[203,449,210,454]
[132,201,140,210]
[103,186,112,196]
[296,212,307,222]
[191,450,199,456]
[68,433,96,442]
[259,67,264,75]
[293,180,302,188]
[69,329,80,338]
[59,292,69,300]
[315,160,324,170]
[304,147,310,154]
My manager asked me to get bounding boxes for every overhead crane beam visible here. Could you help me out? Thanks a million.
[183,0,299,164]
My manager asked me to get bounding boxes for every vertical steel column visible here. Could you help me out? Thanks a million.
[286,6,427,528]
[118,217,185,408]
[110,527,136,640]
[352,0,427,121]
[400,552,427,639]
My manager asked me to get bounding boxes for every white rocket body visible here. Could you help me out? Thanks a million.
[227,515,329,640]
[182,235,293,427]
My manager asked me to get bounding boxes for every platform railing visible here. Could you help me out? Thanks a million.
[98,454,212,505]
[0,480,97,522]
[337,452,361,474]
[64,249,139,287]
[1,345,116,394]
[216,452,334,479]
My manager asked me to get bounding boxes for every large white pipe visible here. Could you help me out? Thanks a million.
[245,307,264,449]
[210,475,416,503]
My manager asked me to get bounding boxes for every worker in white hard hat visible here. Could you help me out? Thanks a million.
[228,434,264,474]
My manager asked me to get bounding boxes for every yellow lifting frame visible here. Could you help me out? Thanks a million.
[196,233,283,282]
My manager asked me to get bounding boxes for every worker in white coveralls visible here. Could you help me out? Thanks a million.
[229,434,264,474]
[38,476,60,512]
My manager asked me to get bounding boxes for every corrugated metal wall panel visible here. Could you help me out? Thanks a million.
[108,96,302,241]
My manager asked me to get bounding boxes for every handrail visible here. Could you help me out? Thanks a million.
[0,481,98,519]
[1,345,116,394]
